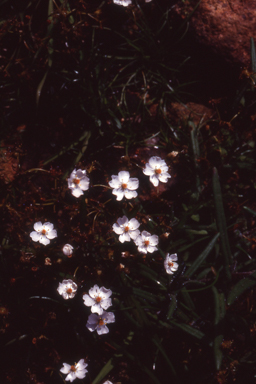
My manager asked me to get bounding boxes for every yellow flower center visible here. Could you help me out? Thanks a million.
[98,318,105,326]
[122,183,127,189]
[95,296,102,303]
[70,365,76,372]
[124,226,129,232]
[168,262,174,268]
[144,240,150,246]
[66,288,73,294]
[41,229,47,235]
[73,178,80,185]
[155,168,161,174]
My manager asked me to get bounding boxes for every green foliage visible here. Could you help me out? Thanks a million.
[1,1,256,384]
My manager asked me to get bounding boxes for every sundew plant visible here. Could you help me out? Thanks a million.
[1,1,256,384]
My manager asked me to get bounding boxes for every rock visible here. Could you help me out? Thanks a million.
[174,0,256,67]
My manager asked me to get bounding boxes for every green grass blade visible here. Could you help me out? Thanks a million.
[170,321,210,344]
[212,288,225,370]
[212,167,232,281]
[227,271,256,306]
[92,358,115,384]
[166,295,177,320]
[250,37,256,73]
[152,335,177,376]
[185,233,219,278]
[243,206,256,216]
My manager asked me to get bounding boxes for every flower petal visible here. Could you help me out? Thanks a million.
[149,156,165,168]
[104,312,115,323]
[112,223,123,235]
[100,298,112,310]
[79,178,90,191]
[127,178,139,190]
[47,229,57,239]
[34,221,43,232]
[76,359,88,369]
[141,230,151,238]
[143,164,155,176]
[124,190,137,199]
[118,171,130,183]
[60,363,71,374]
[39,236,50,245]
[43,222,53,231]
[113,189,124,201]
[128,218,140,230]
[109,176,121,189]
[149,174,159,187]
[30,231,41,242]
[97,324,109,335]
[82,294,95,307]
[76,169,86,178]
[138,245,148,253]
[129,229,140,240]
[91,303,103,315]
[119,232,130,243]
[117,216,128,226]
[147,245,158,253]
[149,235,159,246]
[86,322,97,332]
[65,372,76,382]
[72,188,84,198]
[76,369,87,379]
[89,285,100,298]
[158,173,171,183]
[87,313,99,324]
[99,287,112,299]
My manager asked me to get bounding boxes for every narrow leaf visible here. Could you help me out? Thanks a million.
[170,321,210,343]
[212,168,232,281]
[92,358,115,384]
[227,271,256,306]
[243,206,256,217]
[185,233,219,277]
[250,37,256,73]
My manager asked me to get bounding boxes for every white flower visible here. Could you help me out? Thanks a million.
[83,285,112,315]
[57,279,77,299]
[113,216,140,243]
[113,0,132,6]
[103,381,113,384]
[63,244,74,256]
[30,221,57,246]
[164,253,179,275]
[135,230,158,253]
[86,311,115,335]
[143,156,171,187]
[68,169,90,198]
[60,359,88,382]
[108,171,139,201]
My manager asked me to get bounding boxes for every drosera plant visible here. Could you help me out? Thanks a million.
[1,0,256,381]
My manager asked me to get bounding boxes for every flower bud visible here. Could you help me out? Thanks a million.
[62,244,74,256]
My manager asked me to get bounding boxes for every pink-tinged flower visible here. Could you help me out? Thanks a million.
[108,171,139,201]
[113,216,140,243]
[62,244,74,256]
[86,311,115,335]
[83,285,112,315]
[68,169,90,198]
[30,221,57,245]
[60,359,88,382]
[57,279,77,299]
[135,230,158,253]
[164,253,179,274]
[143,156,171,187]
[113,0,132,6]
